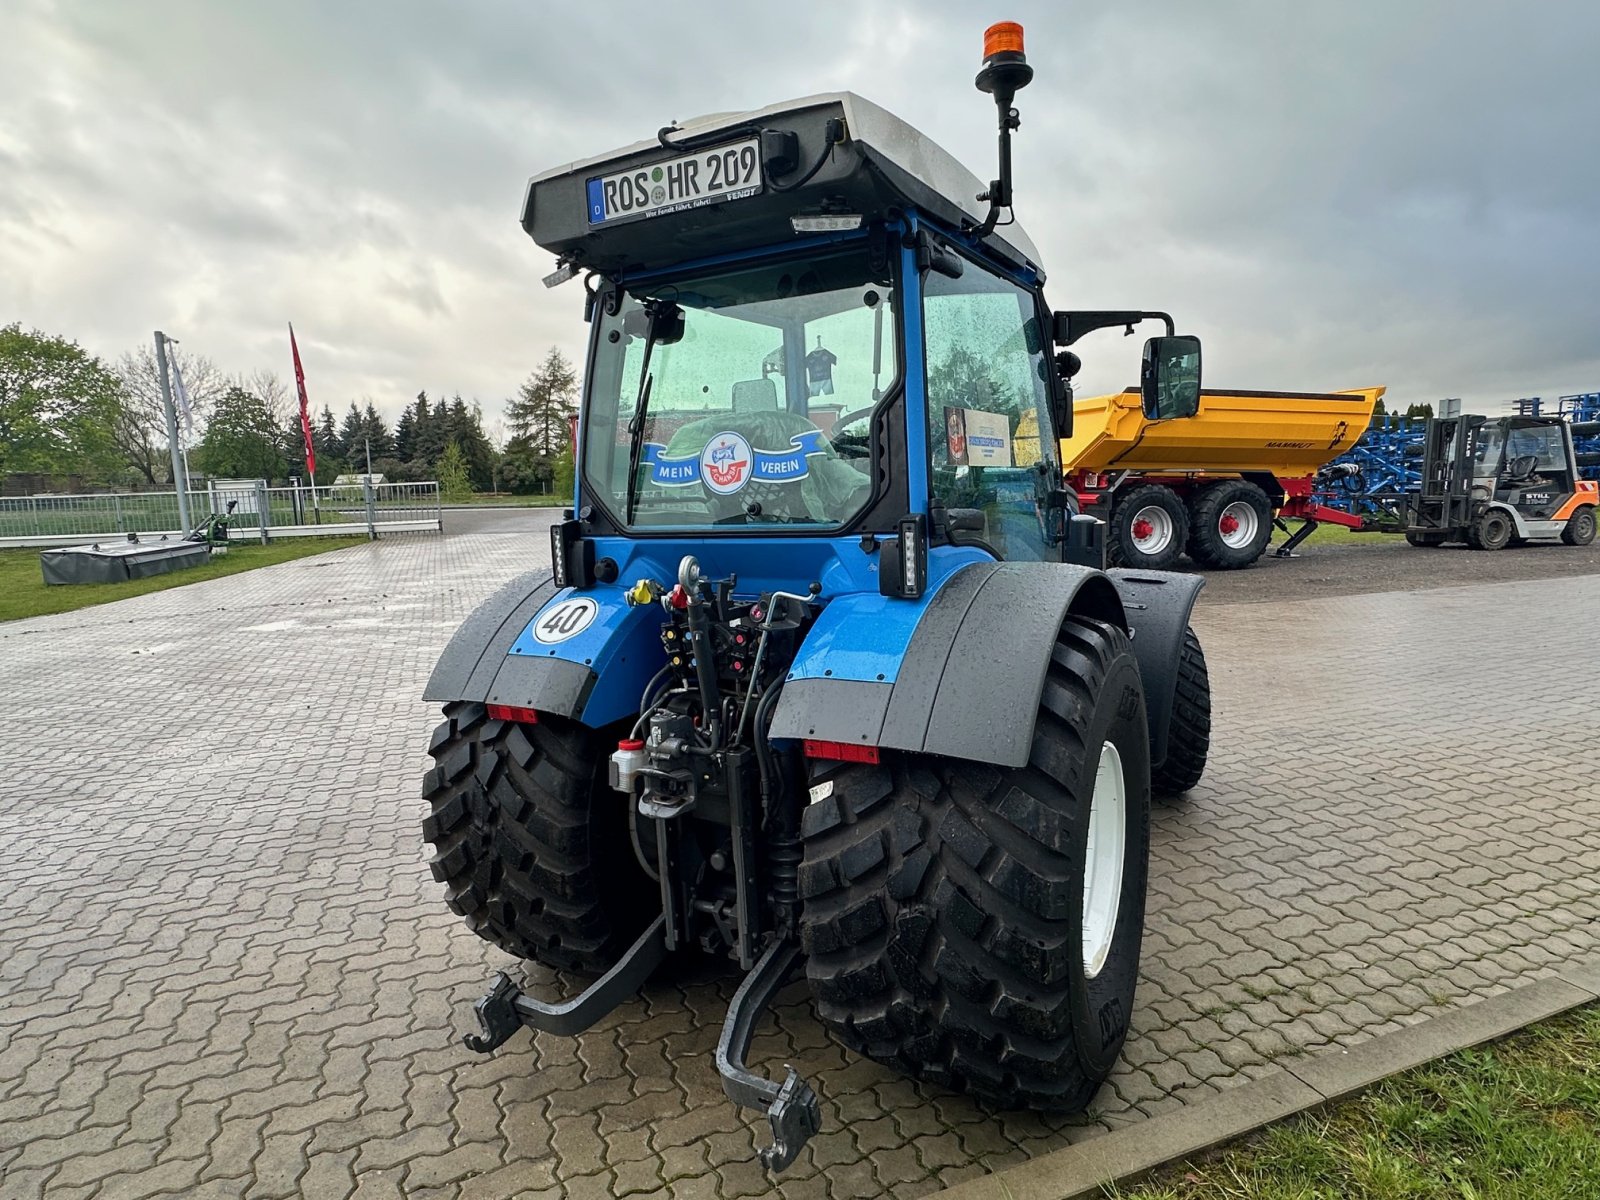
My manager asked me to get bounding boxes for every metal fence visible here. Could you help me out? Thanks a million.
[0,481,442,548]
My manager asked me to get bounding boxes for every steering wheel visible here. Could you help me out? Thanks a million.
[834,404,877,431]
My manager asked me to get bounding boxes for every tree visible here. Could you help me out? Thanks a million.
[113,342,226,484]
[338,402,366,466]
[197,386,286,480]
[0,324,126,480]
[445,394,495,489]
[436,440,473,501]
[362,401,392,458]
[394,405,417,462]
[410,391,445,464]
[507,347,578,457]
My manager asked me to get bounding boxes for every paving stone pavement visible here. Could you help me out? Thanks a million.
[4,525,1600,1200]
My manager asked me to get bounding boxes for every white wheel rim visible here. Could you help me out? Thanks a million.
[1082,740,1126,979]
[1218,501,1259,549]
[1129,505,1174,555]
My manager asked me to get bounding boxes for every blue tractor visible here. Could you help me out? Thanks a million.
[422,24,1212,1171]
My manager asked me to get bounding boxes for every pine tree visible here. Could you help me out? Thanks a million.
[318,405,340,459]
[507,347,578,457]
[394,407,416,462]
[363,401,392,457]
[338,402,366,467]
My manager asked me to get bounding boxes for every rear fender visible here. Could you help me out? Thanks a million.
[771,561,1125,769]
[424,576,666,728]
[1107,569,1206,770]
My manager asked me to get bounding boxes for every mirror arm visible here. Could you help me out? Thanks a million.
[1052,310,1175,347]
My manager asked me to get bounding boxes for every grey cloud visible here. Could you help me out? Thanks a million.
[2,0,1598,423]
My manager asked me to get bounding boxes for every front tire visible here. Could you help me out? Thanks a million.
[421,702,654,975]
[1151,627,1210,795]
[1466,509,1513,551]
[798,615,1151,1109]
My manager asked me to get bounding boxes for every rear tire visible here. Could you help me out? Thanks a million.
[1108,485,1187,570]
[1405,530,1447,548]
[421,702,654,975]
[1561,506,1596,546]
[1151,627,1210,796]
[1466,509,1513,551]
[798,615,1151,1109]
[1186,480,1272,569]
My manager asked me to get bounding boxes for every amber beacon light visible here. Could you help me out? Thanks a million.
[982,20,1026,61]
[973,21,1034,237]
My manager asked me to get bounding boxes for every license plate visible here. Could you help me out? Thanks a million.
[586,140,763,225]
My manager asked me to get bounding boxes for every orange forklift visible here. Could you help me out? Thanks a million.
[1405,414,1599,549]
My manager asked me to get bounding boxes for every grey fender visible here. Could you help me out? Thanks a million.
[770,561,1126,769]
[423,571,596,718]
[1106,568,1205,771]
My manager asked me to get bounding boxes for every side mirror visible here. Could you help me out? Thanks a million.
[1140,335,1202,420]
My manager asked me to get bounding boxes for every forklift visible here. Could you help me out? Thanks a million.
[1405,413,1599,549]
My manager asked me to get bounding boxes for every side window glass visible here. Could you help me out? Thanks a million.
[923,265,1056,561]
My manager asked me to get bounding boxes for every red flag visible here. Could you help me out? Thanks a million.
[289,323,316,478]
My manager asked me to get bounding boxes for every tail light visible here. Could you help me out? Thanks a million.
[487,704,539,724]
[803,740,881,764]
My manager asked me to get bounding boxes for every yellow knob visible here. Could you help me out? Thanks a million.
[628,579,654,605]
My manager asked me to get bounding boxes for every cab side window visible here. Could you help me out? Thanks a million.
[923,264,1057,561]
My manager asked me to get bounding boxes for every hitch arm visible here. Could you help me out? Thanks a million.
[464,914,669,1051]
[715,937,822,1172]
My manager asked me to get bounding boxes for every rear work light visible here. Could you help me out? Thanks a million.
[487,703,539,724]
[803,739,881,764]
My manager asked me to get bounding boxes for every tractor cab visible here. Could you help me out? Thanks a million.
[524,91,1197,577]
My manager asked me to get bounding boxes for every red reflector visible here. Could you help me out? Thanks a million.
[803,739,881,764]
[487,703,539,724]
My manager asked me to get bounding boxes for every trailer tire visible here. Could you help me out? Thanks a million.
[421,702,654,975]
[1561,506,1596,546]
[798,615,1150,1110]
[1404,531,1447,548]
[1186,480,1273,569]
[1151,626,1210,796]
[1466,509,1513,551]
[1108,485,1187,570]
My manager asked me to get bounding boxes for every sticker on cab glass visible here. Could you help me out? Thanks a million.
[638,430,826,494]
[532,596,599,644]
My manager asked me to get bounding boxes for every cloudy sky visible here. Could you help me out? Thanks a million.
[4,1,1598,429]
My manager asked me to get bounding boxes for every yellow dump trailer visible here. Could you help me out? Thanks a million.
[1059,386,1385,569]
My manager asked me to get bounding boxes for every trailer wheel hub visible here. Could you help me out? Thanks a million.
[1128,505,1174,554]
[1217,501,1259,549]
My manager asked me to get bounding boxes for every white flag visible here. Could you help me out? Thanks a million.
[168,347,194,436]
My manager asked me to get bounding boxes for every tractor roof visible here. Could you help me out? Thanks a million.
[520,92,1042,279]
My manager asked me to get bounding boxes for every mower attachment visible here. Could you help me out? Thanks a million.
[462,914,668,1050]
[715,937,822,1171]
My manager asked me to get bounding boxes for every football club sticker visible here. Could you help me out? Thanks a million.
[701,432,753,495]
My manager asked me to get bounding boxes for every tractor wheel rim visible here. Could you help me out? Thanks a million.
[1083,739,1126,979]
[1130,505,1173,554]
[1218,501,1259,549]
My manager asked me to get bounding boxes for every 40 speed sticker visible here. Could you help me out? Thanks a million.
[531,596,599,644]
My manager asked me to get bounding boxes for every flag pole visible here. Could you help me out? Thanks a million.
[289,323,322,524]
